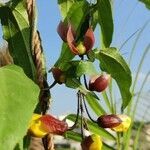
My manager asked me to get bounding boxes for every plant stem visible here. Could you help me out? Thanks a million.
[68,92,80,130]
[82,95,97,123]
[117,133,121,150]
[79,92,85,139]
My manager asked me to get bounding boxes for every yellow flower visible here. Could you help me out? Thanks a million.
[81,134,102,150]
[112,115,131,132]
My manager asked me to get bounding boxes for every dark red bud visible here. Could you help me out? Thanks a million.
[52,67,65,84]
[40,115,68,135]
[89,74,111,92]
[83,27,95,52]
[97,114,122,128]
[57,21,69,42]
[81,135,93,150]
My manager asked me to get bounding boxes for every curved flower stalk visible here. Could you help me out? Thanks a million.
[81,134,102,150]
[28,114,68,138]
[97,114,131,132]
[57,21,95,55]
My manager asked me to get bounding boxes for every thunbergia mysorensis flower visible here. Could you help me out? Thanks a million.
[67,25,95,55]
[52,67,66,84]
[28,114,68,138]
[89,74,111,92]
[97,114,131,132]
[57,21,95,55]
[81,134,102,150]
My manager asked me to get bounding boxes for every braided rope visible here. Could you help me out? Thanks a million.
[27,0,44,88]
[26,0,54,150]
[33,31,44,88]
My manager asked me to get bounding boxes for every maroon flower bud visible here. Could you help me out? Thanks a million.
[89,74,111,92]
[67,25,95,55]
[57,21,69,42]
[52,67,66,84]
[40,115,68,135]
[97,114,122,128]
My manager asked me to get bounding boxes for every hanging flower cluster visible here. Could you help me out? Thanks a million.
[57,21,95,55]
[31,18,132,150]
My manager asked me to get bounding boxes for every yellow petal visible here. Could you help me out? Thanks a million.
[89,134,102,150]
[112,115,131,132]
[29,119,48,138]
[28,113,48,138]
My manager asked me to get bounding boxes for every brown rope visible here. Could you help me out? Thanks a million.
[33,31,44,88]
[26,0,54,150]
[27,0,44,88]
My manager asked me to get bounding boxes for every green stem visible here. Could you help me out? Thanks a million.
[117,133,121,150]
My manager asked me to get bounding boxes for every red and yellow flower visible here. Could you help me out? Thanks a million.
[28,114,68,138]
[57,21,95,55]
[97,114,131,132]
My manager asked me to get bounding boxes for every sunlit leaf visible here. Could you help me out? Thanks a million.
[0,65,39,150]
[0,1,36,80]
[64,131,82,142]
[97,0,114,47]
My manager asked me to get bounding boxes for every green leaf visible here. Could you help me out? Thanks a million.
[97,0,114,47]
[58,0,74,20]
[67,60,98,77]
[54,43,75,69]
[85,92,106,116]
[76,61,98,77]
[66,1,90,35]
[103,143,115,150]
[97,48,132,109]
[0,65,40,150]
[64,131,82,142]
[139,0,150,9]
[0,1,36,80]
[66,114,116,140]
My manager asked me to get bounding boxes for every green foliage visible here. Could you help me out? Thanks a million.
[97,48,132,109]
[85,93,106,115]
[67,60,98,77]
[0,65,39,150]
[0,1,36,80]
[97,0,114,47]
[139,0,150,9]
[54,43,75,68]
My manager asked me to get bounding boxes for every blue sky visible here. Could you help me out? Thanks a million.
[0,0,150,117]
